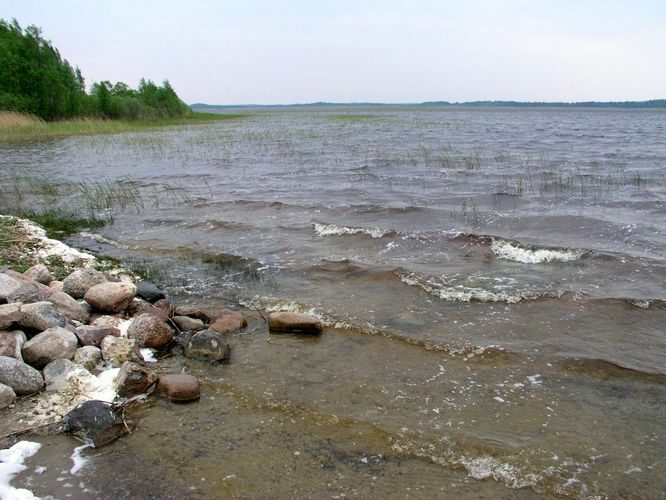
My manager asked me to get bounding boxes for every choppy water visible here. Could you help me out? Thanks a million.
[1,107,665,498]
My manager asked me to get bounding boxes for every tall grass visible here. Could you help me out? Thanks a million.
[0,112,245,142]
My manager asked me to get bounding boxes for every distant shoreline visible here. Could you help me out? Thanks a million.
[191,99,666,111]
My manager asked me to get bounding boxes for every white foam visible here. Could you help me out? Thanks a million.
[117,319,133,338]
[0,441,42,500]
[88,368,120,403]
[491,238,585,264]
[77,231,130,250]
[69,444,93,475]
[313,222,392,239]
[140,348,157,363]
[12,217,95,264]
[398,272,557,304]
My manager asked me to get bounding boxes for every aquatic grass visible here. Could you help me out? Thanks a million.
[329,114,378,122]
[0,112,246,142]
[15,210,107,237]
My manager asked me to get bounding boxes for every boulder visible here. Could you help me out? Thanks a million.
[75,325,120,347]
[18,301,67,332]
[0,382,16,409]
[49,280,64,293]
[0,272,25,302]
[7,282,50,304]
[114,361,157,398]
[91,315,125,329]
[173,315,205,333]
[24,264,54,285]
[154,374,200,402]
[62,400,132,447]
[48,291,91,324]
[62,268,107,299]
[127,297,152,317]
[267,312,322,334]
[139,306,170,323]
[74,346,103,371]
[184,330,231,362]
[22,326,78,369]
[0,329,27,360]
[0,303,22,330]
[0,355,44,394]
[101,336,143,367]
[84,282,136,314]
[43,358,94,393]
[152,298,174,315]
[209,309,247,334]
[127,313,173,349]
[135,281,166,303]
[175,305,210,322]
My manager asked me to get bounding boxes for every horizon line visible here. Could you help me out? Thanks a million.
[190,99,666,109]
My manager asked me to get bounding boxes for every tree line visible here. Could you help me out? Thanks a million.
[0,19,190,121]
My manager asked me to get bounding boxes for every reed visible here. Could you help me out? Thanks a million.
[0,112,245,142]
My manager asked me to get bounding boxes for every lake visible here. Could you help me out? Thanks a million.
[1,107,665,498]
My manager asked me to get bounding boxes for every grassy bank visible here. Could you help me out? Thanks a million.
[0,111,246,142]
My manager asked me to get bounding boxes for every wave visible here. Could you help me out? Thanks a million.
[397,270,563,304]
[313,222,396,239]
[490,238,587,264]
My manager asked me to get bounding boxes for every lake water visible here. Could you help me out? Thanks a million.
[1,107,665,498]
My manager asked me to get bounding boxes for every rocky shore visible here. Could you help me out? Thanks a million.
[0,215,321,450]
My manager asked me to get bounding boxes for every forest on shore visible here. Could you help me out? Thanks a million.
[0,19,190,121]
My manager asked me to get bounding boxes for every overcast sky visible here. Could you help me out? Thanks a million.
[2,0,664,104]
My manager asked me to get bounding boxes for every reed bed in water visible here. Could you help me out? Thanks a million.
[0,111,245,142]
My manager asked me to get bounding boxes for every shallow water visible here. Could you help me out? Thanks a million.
[1,107,665,497]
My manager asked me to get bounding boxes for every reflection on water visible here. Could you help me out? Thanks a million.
[1,107,665,497]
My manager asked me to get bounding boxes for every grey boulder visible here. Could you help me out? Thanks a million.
[22,326,78,369]
[0,355,44,394]
[62,268,107,299]
[18,301,67,332]
[0,329,27,360]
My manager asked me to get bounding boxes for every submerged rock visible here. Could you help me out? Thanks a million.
[135,281,166,303]
[84,282,136,314]
[0,355,44,394]
[185,330,231,362]
[22,326,79,369]
[101,336,143,367]
[127,313,173,348]
[173,315,205,333]
[63,268,107,299]
[62,400,132,447]
[18,301,67,332]
[0,329,27,360]
[0,303,22,330]
[154,374,200,402]
[174,305,210,322]
[49,291,91,324]
[115,361,157,398]
[0,382,16,409]
[268,312,323,334]
[209,309,247,334]
[24,264,54,285]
